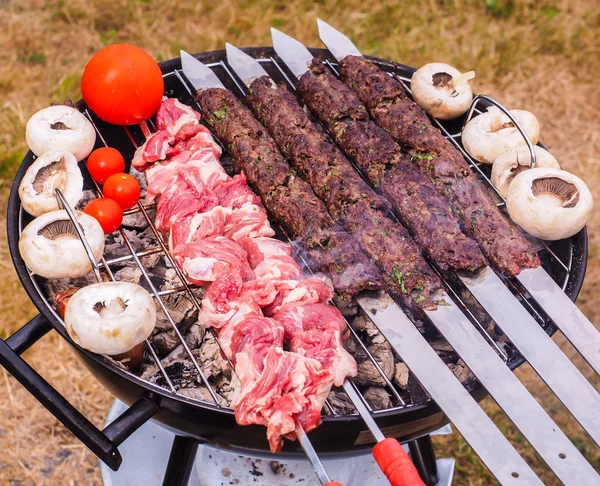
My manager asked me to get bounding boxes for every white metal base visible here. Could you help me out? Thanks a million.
[101,400,455,486]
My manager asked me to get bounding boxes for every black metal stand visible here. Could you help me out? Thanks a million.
[162,436,200,486]
[408,435,439,486]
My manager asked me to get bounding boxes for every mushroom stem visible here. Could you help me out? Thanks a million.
[451,71,476,89]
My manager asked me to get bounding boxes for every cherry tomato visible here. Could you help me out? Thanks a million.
[84,198,123,234]
[102,173,141,210]
[81,44,164,125]
[87,147,125,184]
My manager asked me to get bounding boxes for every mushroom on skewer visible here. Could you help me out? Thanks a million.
[462,106,540,163]
[26,105,96,162]
[411,63,475,120]
[18,210,104,279]
[507,167,593,241]
[18,151,83,216]
[491,145,560,198]
[65,282,156,370]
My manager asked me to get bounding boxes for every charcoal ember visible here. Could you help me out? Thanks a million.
[145,358,198,389]
[213,374,235,405]
[450,359,474,384]
[345,314,393,386]
[104,227,157,261]
[407,374,430,403]
[429,339,459,364]
[154,292,199,333]
[364,387,392,410]
[75,189,96,211]
[393,362,410,389]
[122,207,153,230]
[457,286,498,337]
[152,329,180,356]
[178,387,226,405]
[327,388,356,415]
[130,166,148,196]
[332,295,359,318]
[44,270,106,304]
[185,323,204,350]
[113,266,142,285]
[195,333,230,380]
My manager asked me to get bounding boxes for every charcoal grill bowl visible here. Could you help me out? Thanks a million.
[6,47,588,459]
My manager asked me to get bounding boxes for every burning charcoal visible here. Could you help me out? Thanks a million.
[407,374,430,403]
[44,270,106,304]
[152,330,181,356]
[130,166,148,196]
[429,339,459,364]
[352,314,380,337]
[327,388,357,415]
[154,292,198,333]
[104,227,157,261]
[185,322,204,350]
[332,295,359,318]
[393,362,410,389]
[364,387,392,410]
[195,333,230,380]
[122,207,153,230]
[113,266,142,285]
[179,387,226,405]
[449,359,475,384]
[75,189,97,211]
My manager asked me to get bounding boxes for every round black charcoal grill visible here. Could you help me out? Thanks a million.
[2,48,588,480]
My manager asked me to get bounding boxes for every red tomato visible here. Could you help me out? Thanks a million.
[103,173,141,210]
[81,44,164,125]
[84,198,123,234]
[87,147,125,184]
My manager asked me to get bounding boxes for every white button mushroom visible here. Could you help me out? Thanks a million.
[462,106,540,163]
[18,210,105,279]
[18,151,83,217]
[491,146,560,198]
[65,282,156,356]
[26,105,96,162]
[506,167,593,241]
[411,63,475,120]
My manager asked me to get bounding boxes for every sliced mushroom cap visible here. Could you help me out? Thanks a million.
[462,106,540,163]
[26,105,96,161]
[65,282,156,355]
[507,167,593,241]
[411,63,475,120]
[491,146,560,197]
[18,210,105,278]
[18,151,83,216]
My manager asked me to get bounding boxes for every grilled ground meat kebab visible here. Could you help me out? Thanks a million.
[196,87,382,296]
[338,56,541,276]
[297,59,486,273]
[246,77,443,313]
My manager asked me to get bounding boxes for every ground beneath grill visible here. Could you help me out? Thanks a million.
[2,1,600,485]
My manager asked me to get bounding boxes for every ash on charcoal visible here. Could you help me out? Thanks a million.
[407,374,430,403]
[327,388,356,415]
[44,270,102,304]
[113,266,142,284]
[122,207,154,230]
[103,227,157,261]
[345,314,393,386]
[393,362,409,389]
[364,387,392,410]
[450,359,475,384]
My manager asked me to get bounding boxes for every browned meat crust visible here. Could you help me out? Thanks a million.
[297,59,486,273]
[196,87,382,295]
[246,77,443,313]
[338,55,540,276]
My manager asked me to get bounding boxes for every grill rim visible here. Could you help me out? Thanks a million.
[5,47,589,443]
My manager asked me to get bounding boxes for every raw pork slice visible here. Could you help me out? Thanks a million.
[156,98,201,136]
[174,235,253,286]
[166,128,222,160]
[253,255,302,281]
[154,167,219,233]
[263,276,334,316]
[169,206,230,251]
[132,130,174,171]
[213,173,262,209]
[239,237,292,268]
[223,202,275,241]
[233,347,333,453]
[273,304,357,386]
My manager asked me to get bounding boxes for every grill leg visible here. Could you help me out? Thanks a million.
[162,435,199,486]
[408,435,439,486]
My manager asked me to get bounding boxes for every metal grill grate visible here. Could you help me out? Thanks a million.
[19,53,576,420]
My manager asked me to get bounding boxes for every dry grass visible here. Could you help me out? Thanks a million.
[1,0,599,484]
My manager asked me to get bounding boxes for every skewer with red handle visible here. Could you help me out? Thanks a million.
[343,382,426,486]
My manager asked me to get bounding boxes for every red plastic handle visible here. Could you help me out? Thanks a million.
[373,438,426,486]
[324,482,343,486]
